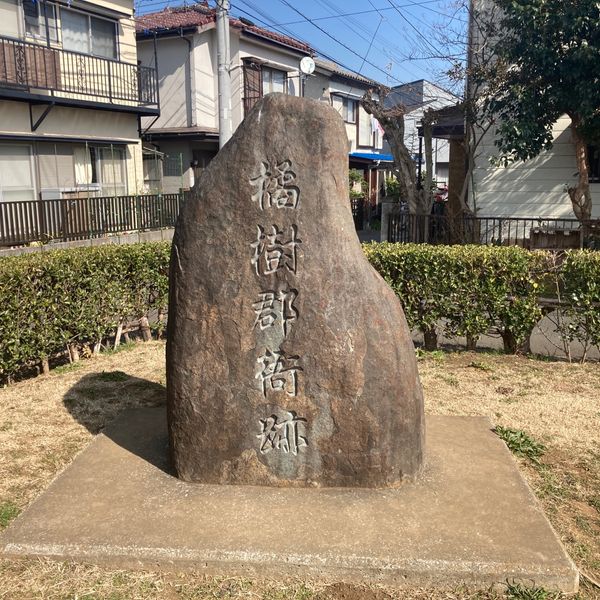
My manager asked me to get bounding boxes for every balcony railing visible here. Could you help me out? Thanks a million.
[0,35,158,110]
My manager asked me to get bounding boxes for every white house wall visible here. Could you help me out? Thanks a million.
[138,36,190,130]
[193,28,218,131]
[469,0,599,219]
[472,115,600,218]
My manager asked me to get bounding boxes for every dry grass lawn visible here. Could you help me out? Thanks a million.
[0,341,598,599]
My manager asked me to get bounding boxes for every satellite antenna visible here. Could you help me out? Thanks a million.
[300,56,316,75]
[299,57,315,98]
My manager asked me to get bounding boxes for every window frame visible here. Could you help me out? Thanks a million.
[261,65,288,96]
[22,0,58,42]
[0,143,36,202]
[343,97,357,124]
[87,144,128,197]
[59,5,119,60]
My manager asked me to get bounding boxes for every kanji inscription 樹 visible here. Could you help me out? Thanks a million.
[250,224,301,277]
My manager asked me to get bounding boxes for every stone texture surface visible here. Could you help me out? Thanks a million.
[0,409,578,593]
[167,93,424,486]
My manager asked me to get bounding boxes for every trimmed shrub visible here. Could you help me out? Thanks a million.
[364,243,545,353]
[558,250,600,359]
[0,242,170,381]
[1,241,598,381]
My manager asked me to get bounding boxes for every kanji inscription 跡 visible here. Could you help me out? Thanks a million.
[257,411,308,456]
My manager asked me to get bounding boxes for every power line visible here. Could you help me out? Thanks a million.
[275,0,409,84]
[385,0,453,61]
[310,0,426,82]
[273,0,442,26]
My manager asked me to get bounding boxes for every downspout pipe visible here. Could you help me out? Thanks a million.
[216,0,232,148]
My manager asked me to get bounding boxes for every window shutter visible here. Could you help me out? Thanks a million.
[242,58,262,116]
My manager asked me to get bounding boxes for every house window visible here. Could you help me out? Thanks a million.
[0,144,36,202]
[93,146,127,196]
[344,98,357,123]
[261,66,287,95]
[332,95,357,124]
[74,144,127,196]
[23,0,58,42]
[589,146,600,183]
[143,154,162,193]
[60,7,117,59]
[241,60,289,115]
[0,0,20,37]
[358,105,373,148]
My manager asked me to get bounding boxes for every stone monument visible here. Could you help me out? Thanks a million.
[167,93,424,487]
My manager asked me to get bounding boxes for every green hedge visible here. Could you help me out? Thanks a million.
[364,243,599,356]
[1,241,598,381]
[0,242,170,381]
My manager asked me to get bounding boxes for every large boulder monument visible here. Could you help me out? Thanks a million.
[167,93,424,487]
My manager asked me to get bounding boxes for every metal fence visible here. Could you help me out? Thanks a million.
[387,213,591,249]
[0,193,183,246]
[350,197,365,230]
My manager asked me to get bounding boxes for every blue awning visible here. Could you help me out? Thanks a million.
[349,152,394,162]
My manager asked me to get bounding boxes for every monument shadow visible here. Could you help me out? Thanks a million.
[63,371,174,476]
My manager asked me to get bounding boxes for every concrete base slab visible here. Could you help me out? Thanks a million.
[0,410,578,592]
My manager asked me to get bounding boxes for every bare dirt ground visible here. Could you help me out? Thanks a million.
[0,342,598,599]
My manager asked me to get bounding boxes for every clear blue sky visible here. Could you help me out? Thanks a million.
[135,0,468,95]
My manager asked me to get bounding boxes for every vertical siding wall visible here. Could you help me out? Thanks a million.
[472,116,600,219]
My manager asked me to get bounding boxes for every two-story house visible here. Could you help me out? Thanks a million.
[467,0,599,220]
[136,3,311,194]
[304,57,391,215]
[0,0,159,211]
[384,79,460,186]
[136,3,390,214]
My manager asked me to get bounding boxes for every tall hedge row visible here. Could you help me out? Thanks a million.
[0,242,170,381]
[0,241,599,381]
[364,243,600,357]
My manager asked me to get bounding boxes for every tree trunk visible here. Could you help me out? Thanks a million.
[466,334,478,351]
[422,113,434,215]
[114,321,123,349]
[361,88,418,213]
[139,315,152,342]
[423,327,438,351]
[69,343,80,363]
[568,116,592,223]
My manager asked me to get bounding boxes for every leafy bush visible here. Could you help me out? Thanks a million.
[1,241,598,381]
[364,243,545,352]
[0,243,170,382]
[558,250,600,358]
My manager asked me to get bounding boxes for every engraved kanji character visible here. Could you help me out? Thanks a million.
[250,225,301,276]
[250,160,300,210]
[252,289,298,336]
[257,411,308,455]
[256,349,302,397]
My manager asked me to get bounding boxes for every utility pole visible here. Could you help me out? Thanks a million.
[216,0,232,148]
